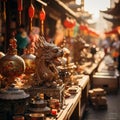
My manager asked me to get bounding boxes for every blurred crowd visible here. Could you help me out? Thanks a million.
[99,33,120,72]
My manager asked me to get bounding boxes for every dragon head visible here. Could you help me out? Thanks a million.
[35,36,63,64]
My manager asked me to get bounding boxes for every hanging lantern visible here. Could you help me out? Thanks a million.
[28,4,35,18]
[63,18,75,29]
[39,8,46,21]
[17,0,23,11]
[2,0,7,22]
[79,25,88,31]
[39,7,46,36]
[17,0,23,25]
[28,3,35,31]
[64,20,69,28]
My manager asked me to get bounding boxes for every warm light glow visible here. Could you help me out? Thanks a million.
[84,0,110,19]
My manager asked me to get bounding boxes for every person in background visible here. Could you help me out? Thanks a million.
[116,34,120,72]
[90,44,97,62]
[15,24,30,55]
[111,34,120,64]
[99,34,110,55]
[109,34,120,73]
[117,46,120,72]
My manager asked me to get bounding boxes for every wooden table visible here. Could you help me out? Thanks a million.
[83,63,98,88]
[78,75,90,119]
[46,75,90,120]
[46,87,81,120]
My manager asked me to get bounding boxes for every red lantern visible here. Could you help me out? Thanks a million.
[79,25,88,31]
[28,4,35,18]
[64,18,75,28]
[17,0,23,11]
[39,8,46,21]
[64,20,69,28]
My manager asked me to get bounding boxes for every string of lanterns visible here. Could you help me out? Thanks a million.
[17,0,46,35]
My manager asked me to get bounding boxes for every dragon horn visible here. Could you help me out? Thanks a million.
[37,36,44,48]
[41,36,49,48]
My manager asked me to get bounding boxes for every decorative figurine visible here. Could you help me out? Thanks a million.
[33,36,63,87]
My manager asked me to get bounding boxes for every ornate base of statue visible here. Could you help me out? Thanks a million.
[26,84,65,108]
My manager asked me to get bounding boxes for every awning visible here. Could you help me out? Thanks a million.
[100,1,120,16]
[35,0,78,19]
[103,17,120,28]
[35,0,79,22]
[54,0,79,19]
[104,26,120,35]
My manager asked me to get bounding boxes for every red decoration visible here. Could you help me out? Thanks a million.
[39,8,46,21]
[63,18,75,28]
[51,109,57,115]
[17,0,23,11]
[105,29,118,35]
[88,28,99,37]
[105,26,120,36]
[79,25,88,31]
[28,4,35,18]
[79,25,99,37]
